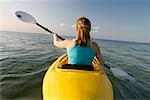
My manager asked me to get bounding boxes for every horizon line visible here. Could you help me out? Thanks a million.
[0,30,150,44]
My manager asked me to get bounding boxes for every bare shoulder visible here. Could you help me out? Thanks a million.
[65,39,75,48]
[65,39,74,44]
[91,41,101,53]
[92,41,100,48]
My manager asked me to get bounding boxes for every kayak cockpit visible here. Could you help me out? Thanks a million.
[55,54,102,71]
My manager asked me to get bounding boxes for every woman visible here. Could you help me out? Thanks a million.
[53,17,104,70]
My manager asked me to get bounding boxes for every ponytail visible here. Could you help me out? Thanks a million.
[76,17,91,46]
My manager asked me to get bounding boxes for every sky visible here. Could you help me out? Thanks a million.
[0,0,150,43]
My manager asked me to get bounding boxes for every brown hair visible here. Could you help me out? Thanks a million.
[75,17,91,46]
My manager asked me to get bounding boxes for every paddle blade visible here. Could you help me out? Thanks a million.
[15,11,37,24]
[110,68,136,82]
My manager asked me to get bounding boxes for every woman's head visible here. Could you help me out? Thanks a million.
[76,17,91,46]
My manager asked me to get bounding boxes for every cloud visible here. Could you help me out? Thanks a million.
[72,24,75,28]
[60,23,68,27]
[91,26,100,33]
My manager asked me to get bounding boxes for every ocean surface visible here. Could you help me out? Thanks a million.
[0,31,150,100]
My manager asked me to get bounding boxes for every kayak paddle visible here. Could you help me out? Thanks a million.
[15,11,135,82]
[15,11,65,40]
[104,64,135,82]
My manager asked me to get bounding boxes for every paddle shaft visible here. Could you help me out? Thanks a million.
[35,24,112,71]
[35,22,114,71]
[36,23,65,40]
[104,64,110,69]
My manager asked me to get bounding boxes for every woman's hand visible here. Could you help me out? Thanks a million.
[53,33,68,49]
[53,33,58,40]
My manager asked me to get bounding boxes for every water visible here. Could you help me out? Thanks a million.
[0,31,150,100]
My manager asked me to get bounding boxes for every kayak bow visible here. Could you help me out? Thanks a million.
[43,54,113,100]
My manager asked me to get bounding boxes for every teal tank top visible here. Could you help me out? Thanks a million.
[67,41,96,65]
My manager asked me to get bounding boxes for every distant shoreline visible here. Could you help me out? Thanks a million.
[0,30,150,44]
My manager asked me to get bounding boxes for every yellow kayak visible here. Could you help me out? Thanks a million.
[43,54,113,100]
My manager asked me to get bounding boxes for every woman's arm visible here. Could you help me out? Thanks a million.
[92,42,105,65]
[53,34,68,48]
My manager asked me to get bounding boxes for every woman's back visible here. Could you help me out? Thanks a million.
[67,41,95,65]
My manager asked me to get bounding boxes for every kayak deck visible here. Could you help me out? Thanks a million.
[43,54,113,100]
